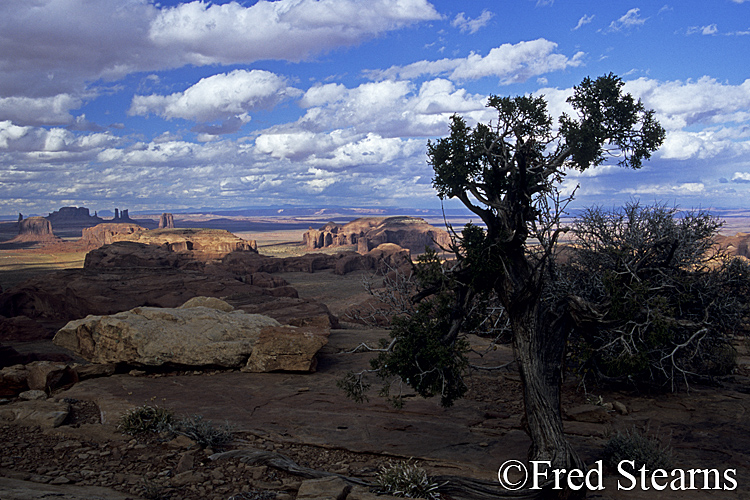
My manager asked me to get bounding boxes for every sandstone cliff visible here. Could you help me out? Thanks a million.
[303,216,451,254]
[158,212,175,229]
[79,224,257,256]
[80,223,146,249]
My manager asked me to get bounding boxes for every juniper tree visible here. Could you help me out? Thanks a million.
[342,74,665,499]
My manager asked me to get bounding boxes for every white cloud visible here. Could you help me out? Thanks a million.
[607,8,648,32]
[624,77,750,130]
[0,120,118,153]
[0,95,82,126]
[451,10,494,34]
[621,183,705,195]
[292,78,489,140]
[129,70,301,128]
[573,14,595,31]
[148,0,442,66]
[687,24,718,35]
[0,0,440,123]
[732,172,750,183]
[367,39,585,83]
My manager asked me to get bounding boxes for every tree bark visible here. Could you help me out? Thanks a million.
[510,299,586,500]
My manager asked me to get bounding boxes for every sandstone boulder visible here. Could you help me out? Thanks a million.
[179,296,234,312]
[26,360,78,391]
[53,304,329,371]
[296,476,351,500]
[0,364,28,396]
[243,325,330,373]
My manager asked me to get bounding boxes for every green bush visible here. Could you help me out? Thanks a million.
[603,427,672,474]
[375,460,441,499]
[118,405,174,435]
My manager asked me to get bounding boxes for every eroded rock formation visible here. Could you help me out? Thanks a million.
[79,224,256,256]
[303,216,450,254]
[158,212,175,229]
[10,217,60,243]
[80,223,146,250]
[45,207,103,228]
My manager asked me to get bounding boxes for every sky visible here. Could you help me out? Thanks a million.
[1,0,750,216]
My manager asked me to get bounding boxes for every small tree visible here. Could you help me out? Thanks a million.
[567,201,747,390]
[343,74,665,499]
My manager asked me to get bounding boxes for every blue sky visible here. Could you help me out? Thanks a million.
[1,0,749,215]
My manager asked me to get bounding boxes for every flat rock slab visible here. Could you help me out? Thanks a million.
[0,475,144,500]
[0,399,69,428]
[59,329,525,480]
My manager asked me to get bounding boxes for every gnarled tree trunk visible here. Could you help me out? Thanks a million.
[509,295,585,499]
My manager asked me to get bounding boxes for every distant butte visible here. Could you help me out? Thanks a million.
[303,216,451,255]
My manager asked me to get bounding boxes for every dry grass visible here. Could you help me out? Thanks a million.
[0,250,87,290]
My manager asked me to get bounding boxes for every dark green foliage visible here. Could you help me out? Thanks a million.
[560,74,666,171]
[118,405,174,435]
[567,202,747,388]
[372,297,470,408]
[603,427,673,474]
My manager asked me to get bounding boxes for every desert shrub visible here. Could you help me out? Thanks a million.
[118,405,174,435]
[227,491,276,500]
[375,460,441,499]
[140,479,171,500]
[566,202,749,389]
[172,414,234,449]
[603,427,673,474]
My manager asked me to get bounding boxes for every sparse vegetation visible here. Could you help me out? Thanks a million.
[566,202,749,389]
[118,405,233,450]
[375,460,442,499]
[227,491,277,500]
[603,426,673,474]
[118,405,174,435]
[172,414,234,450]
[140,479,171,500]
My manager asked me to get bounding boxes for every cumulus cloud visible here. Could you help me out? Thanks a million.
[129,70,301,131]
[148,0,442,66]
[0,0,440,123]
[451,10,494,34]
[0,95,82,127]
[624,77,750,130]
[367,39,585,83]
[0,120,117,154]
[281,78,489,142]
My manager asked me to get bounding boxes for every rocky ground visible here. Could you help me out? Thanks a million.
[2,243,750,500]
